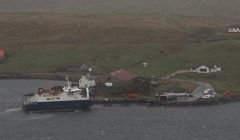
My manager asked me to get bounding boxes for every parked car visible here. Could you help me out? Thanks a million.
[204,89,216,95]
[202,94,215,99]
[127,93,139,99]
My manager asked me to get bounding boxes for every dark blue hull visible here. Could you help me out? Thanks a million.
[23,100,92,112]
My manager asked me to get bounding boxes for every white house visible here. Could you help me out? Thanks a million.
[190,64,221,73]
[79,75,96,88]
[105,82,113,87]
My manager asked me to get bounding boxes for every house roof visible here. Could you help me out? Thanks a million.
[110,69,137,81]
[191,64,216,69]
[0,48,5,57]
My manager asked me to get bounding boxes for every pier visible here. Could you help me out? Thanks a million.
[91,96,240,107]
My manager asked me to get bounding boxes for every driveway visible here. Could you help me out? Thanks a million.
[174,79,215,98]
[192,81,215,98]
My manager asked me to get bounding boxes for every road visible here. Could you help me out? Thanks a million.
[174,79,215,99]
[192,81,215,98]
[160,70,216,99]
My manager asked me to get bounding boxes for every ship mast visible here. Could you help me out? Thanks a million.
[65,75,71,90]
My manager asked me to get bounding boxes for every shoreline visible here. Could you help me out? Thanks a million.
[1,72,240,107]
[92,96,240,107]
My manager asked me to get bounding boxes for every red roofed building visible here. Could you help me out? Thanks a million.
[0,48,5,58]
[110,69,137,81]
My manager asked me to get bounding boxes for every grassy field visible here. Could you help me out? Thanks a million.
[1,0,240,18]
[0,13,240,92]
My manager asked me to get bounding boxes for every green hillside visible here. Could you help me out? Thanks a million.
[1,0,240,18]
[0,13,240,92]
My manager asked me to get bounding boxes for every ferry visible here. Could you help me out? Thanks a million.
[22,77,92,112]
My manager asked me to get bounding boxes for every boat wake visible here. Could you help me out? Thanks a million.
[25,114,53,120]
[0,108,22,115]
[5,108,22,113]
[0,108,54,120]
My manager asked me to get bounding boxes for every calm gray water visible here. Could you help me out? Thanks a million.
[0,80,240,140]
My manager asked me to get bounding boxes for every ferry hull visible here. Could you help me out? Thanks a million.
[23,100,92,112]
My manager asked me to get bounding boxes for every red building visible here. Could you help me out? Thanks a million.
[0,48,5,58]
[110,69,137,81]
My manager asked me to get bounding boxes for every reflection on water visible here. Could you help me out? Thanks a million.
[0,80,240,140]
